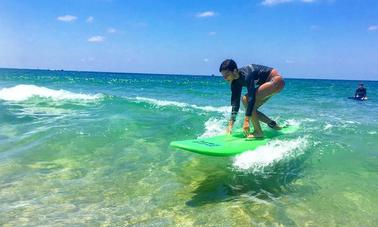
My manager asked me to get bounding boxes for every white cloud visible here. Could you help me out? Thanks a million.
[209,31,216,36]
[261,0,316,6]
[196,11,216,18]
[204,58,209,62]
[88,36,105,42]
[86,16,94,23]
[107,27,116,33]
[57,15,77,22]
[368,25,378,31]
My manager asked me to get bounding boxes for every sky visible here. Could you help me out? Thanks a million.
[0,0,377,80]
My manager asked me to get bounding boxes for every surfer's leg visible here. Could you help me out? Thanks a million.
[257,110,282,130]
[243,95,273,124]
[256,110,271,124]
[254,74,284,130]
[243,95,281,131]
[242,95,263,138]
[255,71,285,101]
[248,71,285,138]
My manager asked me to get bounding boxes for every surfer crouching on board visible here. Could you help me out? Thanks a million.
[219,59,285,139]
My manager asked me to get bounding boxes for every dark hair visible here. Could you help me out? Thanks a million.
[219,59,238,72]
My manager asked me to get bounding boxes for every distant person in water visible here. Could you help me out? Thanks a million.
[354,83,367,100]
[219,59,285,139]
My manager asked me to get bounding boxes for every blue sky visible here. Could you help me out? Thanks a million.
[0,0,377,80]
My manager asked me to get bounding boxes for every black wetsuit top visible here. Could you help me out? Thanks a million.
[230,64,273,118]
[355,87,366,98]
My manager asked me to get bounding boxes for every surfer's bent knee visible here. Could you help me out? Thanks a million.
[269,69,285,93]
[275,77,285,93]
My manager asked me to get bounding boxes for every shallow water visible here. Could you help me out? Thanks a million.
[0,68,377,226]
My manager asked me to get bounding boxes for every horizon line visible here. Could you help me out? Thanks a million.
[0,67,377,82]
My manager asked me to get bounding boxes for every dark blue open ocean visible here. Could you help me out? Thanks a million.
[1,68,377,226]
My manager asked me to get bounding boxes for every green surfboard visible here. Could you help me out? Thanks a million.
[170,125,299,156]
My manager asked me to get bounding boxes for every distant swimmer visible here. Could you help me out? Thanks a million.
[354,83,367,100]
[219,59,285,139]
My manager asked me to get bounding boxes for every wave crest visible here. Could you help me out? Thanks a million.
[232,136,308,174]
[0,84,103,102]
[133,96,230,113]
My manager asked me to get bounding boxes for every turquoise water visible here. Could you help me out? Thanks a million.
[0,68,377,226]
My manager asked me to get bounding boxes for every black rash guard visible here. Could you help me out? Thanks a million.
[230,64,273,119]
[355,87,366,98]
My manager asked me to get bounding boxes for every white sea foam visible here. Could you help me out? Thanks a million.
[134,96,230,113]
[285,119,301,127]
[0,84,103,102]
[345,120,360,125]
[198,117,228,138]
[198,116,303,139]
[232,137,308,173]
[302,118,316,122]
[368,131,377,135]
[132,97,235,138]
[324,123,333,130]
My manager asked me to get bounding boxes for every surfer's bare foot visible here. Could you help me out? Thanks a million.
[247,133,264,139]
[273,124,282,130]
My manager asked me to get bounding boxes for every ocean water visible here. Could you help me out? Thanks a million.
[0,68,377,226]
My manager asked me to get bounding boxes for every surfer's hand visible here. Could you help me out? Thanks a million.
[243,117,250,136]
[226,120,234,134]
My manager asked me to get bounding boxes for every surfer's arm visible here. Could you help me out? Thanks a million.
[245,78,256,118]
[228,82,242,133]
[230,82,242,121]
[242,78,256,134]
